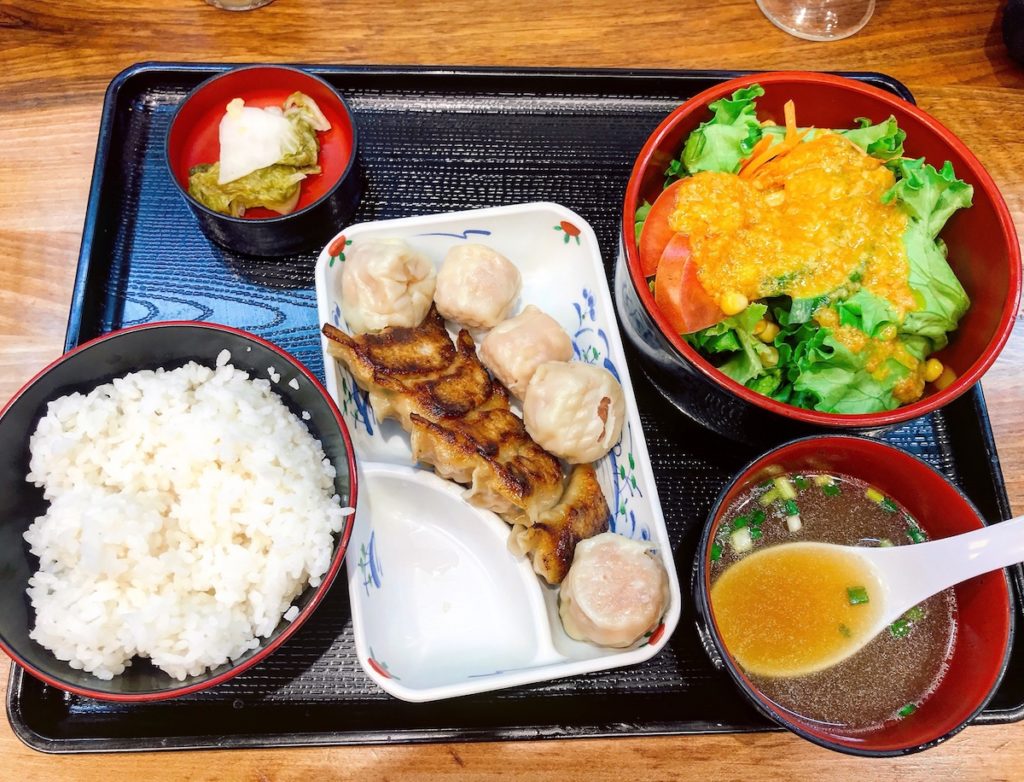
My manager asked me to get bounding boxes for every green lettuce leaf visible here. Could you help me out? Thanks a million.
[634,201,652,243]
[686,303,770,385]
[883,158,973,347]
[793,332,904,414]
[838,116,906,161]
[884,158,973,238]
[835,290,897,338]
[679,85,765,175]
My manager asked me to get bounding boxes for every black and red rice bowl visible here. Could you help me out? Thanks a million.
[0,322,357,701]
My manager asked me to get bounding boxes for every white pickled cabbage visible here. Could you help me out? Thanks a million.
[218,98,301,185]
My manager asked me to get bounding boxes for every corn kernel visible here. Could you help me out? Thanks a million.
[753,319,767,335]
[923,358,943,383]
[865,487,885,504]
[761,345,779,367]
[757,321,780,343]
[721,292,749,316]
[934,366,957,391]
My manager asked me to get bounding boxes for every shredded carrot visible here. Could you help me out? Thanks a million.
[737,136,774,174]
[738,100,809,180]
[784,99,798,144]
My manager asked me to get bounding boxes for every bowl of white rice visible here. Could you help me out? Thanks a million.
[0,322,357,701]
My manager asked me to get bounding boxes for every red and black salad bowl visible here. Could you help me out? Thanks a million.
[614,71,1021,444]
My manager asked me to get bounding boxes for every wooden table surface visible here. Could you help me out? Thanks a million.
[2,0,1022,778]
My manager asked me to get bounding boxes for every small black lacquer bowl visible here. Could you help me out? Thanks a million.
[166,65,362,257]
[0,322,357,701]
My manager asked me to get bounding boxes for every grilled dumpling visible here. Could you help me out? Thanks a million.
[508,464,610,585]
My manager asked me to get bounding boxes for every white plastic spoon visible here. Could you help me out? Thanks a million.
[711,515,1024,678]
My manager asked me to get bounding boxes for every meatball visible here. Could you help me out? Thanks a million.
[339,238,436,334]
[559,532,670,648]
[479,305,573,398]
[433,243,521,329]
[523,362,625,463]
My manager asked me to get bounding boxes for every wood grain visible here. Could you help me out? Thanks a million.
[1,0,1022,778]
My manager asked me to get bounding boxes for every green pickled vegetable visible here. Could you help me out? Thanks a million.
[187,91,329,217]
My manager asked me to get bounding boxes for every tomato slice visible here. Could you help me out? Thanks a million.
[654,233,724,334]
[638,178,687,277]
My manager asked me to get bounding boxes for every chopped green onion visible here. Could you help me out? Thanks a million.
[905,605,925,622]
[847,586,870,605]
[750,509,766,527]
[786,513,802,533]
[759,480,773,489]
[775,477,797,501]
[865,487,885,504]
[783,499,799,516]
[822,483,841,497]
[794,475,809,490]
[711,542,722,561]
[838,623,851,638]
[813,474,834,486]
[907,526,927,544]
[730,526,753,554]
[750,528,763,541]
[850,270,863,283]
[880,498,898,513]
[759,488,780,506]
[897,703,917,718]
[878,538,894,547]
[889,619,911,638]
[732,515,749,530]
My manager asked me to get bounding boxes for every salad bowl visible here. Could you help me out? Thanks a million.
[615,71,1021,444]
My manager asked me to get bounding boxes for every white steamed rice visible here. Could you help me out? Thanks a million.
[23,357,349,681]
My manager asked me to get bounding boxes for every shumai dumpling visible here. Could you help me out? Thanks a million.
[339,238,436,334]
[433,244,521,329]
[559,532,670,648]
[479,305,573,398]
[523,362,625,463]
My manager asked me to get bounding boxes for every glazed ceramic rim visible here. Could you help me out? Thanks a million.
[693,433,1016,757]
[0,321,359,702]
[164,64,359,225]
[621,70,1023,429]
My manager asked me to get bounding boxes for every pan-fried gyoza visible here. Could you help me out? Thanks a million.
[322,307,611,580]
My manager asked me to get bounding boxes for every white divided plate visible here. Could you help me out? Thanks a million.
[314,202,681,701]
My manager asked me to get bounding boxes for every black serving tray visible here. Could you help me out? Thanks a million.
[7,64,1022,753]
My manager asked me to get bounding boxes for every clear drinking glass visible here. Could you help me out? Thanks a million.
[204,0,275,10]
[756,0,875,41]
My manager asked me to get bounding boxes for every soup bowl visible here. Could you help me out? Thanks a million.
[615,71,1021,444]
[693,435,1014,756]
[0,322,358,701]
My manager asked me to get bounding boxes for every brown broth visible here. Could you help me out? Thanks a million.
[709,472,957,730]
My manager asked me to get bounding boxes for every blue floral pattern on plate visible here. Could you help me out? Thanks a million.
[571,286,647,541]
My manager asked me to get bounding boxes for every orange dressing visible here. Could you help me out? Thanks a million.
[668,131,927,401]
[668,132,912,310]
[710,544,885,678]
